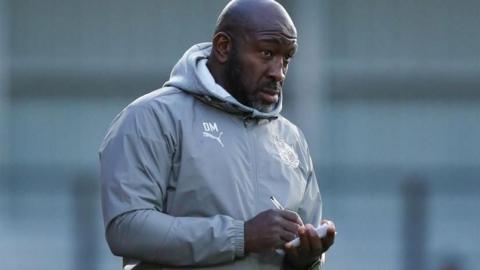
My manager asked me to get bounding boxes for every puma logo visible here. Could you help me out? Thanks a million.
[203,131,224,148]
[202,122,224,148]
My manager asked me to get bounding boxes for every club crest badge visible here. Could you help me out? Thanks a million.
[273,137,299,168]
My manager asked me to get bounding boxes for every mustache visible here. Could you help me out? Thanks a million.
[262,82,282,92]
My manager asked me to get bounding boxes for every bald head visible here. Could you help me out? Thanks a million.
[207,0,298,113]
[215,0,297,40]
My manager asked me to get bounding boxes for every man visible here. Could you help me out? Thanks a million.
[99,0,335,269]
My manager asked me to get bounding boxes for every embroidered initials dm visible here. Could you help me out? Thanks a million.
[202,122,224,148]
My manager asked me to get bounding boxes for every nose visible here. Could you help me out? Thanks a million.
[268,57,286,82]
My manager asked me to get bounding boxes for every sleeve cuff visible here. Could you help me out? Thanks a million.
[231,219,245,258]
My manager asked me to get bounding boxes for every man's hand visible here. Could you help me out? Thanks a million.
[284,220,336,269]
[244,209,303,253]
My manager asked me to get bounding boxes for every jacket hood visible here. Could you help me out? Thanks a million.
[164,42,282,119]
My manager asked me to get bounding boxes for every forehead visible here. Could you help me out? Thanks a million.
[252,29,297,46]
[240,29,297,52]
[239,11,297,48]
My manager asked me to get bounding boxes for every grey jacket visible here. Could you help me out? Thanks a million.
[99,43,324,269]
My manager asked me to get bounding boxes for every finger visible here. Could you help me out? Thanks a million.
[323,219,337,238]
[321,230,335,251]
[321,219,336,232]
[272,233,287,249]
[280,210,304,225]
[279,218,301,234]
[321,219,337,239]
[320,220,336,251]
[284,236,300,249]
[299,226,311,254]
[279,230,297,243]
[284,243,299,257]
[305,224,323,251]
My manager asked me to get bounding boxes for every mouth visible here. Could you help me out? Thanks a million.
[258,88,280,104]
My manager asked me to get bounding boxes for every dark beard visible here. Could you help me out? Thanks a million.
[224,47,276,113]
[224,46,246,104]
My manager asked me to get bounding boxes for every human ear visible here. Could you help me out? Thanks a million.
[211,32,231,64]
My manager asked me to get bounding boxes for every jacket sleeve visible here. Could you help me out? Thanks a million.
[296,131,326,269]
[99,103,244,266]
[298,162,326,270]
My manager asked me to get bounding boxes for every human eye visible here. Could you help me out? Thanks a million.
[283,54,294,66]
[260,50,273,58]
[284,48,296,64]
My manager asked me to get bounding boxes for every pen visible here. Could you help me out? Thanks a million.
[270,195,285,210]
[270,195,335,248]
[270,195,287,255]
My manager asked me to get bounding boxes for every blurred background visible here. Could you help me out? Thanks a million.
[0,0,479,269]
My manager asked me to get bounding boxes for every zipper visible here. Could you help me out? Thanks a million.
[243,117,259,214]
